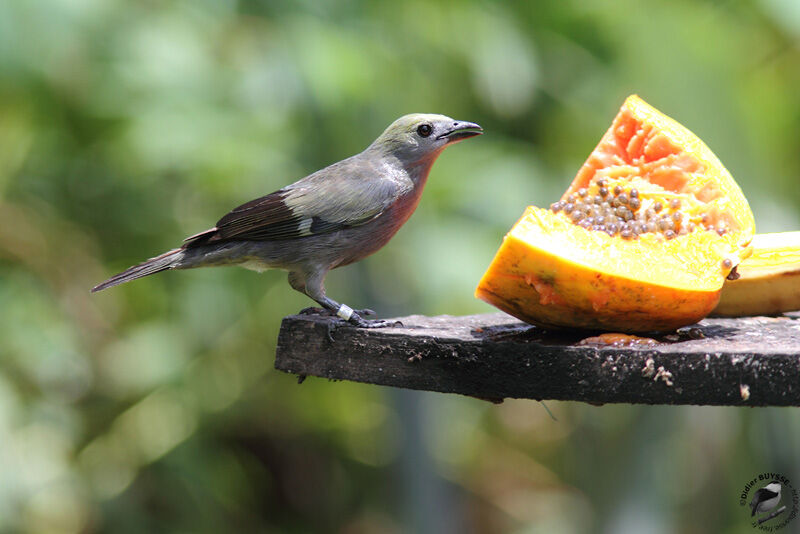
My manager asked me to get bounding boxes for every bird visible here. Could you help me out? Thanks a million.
[92,114,483,329]
[750,482,782,516]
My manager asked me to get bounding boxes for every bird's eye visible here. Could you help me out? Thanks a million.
[417,124,433,137]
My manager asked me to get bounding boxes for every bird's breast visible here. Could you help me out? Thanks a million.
[334,182,428,268]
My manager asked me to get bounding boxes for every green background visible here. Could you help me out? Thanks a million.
[1,0,799,532]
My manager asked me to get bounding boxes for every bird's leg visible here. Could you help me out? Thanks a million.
[307,290,400,329]
[289,271,401,339]
[314,296,398,329]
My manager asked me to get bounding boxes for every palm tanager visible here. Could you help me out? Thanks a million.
[92,114,483,328]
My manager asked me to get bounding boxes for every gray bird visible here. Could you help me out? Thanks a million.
[92,114,482,328]
[750,482,782,516]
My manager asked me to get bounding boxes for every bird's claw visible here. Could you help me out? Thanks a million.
[299,307,374,317]
[298,306,327,316]
[349,316,403,329]
[326,322,338,343]
[324,315,402,343]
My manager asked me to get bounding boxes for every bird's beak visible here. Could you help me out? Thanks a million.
[438,121,483,143]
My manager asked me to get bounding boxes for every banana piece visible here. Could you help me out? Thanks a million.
[713,231,800,317]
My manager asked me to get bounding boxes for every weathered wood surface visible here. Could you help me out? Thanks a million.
[274,312,800,406]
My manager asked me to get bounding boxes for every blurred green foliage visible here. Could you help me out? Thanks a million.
[1,0,800,532]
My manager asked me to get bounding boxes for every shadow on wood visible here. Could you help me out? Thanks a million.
[274,312,800,406]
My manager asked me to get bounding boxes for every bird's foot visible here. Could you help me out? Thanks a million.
[324,313,402,343]
[299,306,375,317]
[349,316,403,329]
[298,306,328,316]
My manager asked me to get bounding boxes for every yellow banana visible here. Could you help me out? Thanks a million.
[713,231,800,317]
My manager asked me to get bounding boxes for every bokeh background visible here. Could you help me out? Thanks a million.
[2,0,800,532]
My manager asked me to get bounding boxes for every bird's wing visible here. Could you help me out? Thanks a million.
[184,157,409,246]
[755,488,780,502]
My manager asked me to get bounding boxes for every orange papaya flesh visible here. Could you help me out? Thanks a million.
[476,95,755,333]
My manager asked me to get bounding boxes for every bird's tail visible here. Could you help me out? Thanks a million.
[91,248,184,292]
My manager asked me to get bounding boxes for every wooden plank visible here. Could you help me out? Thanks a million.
[274,312,800,406]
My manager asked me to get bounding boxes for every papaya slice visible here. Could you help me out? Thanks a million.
[714,231,800,317]
[476,95,755,332]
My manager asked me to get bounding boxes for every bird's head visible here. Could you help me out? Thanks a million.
[766,482,782,494]
[369,113,482,165]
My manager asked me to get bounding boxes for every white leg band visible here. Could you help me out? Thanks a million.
[337,304,354,321]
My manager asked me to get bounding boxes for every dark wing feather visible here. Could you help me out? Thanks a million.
[754,488,779,502]
[184,189,307,246]
[214,190,302,240]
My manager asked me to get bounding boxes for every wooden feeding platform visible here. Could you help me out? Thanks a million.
[275,312,800,406]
